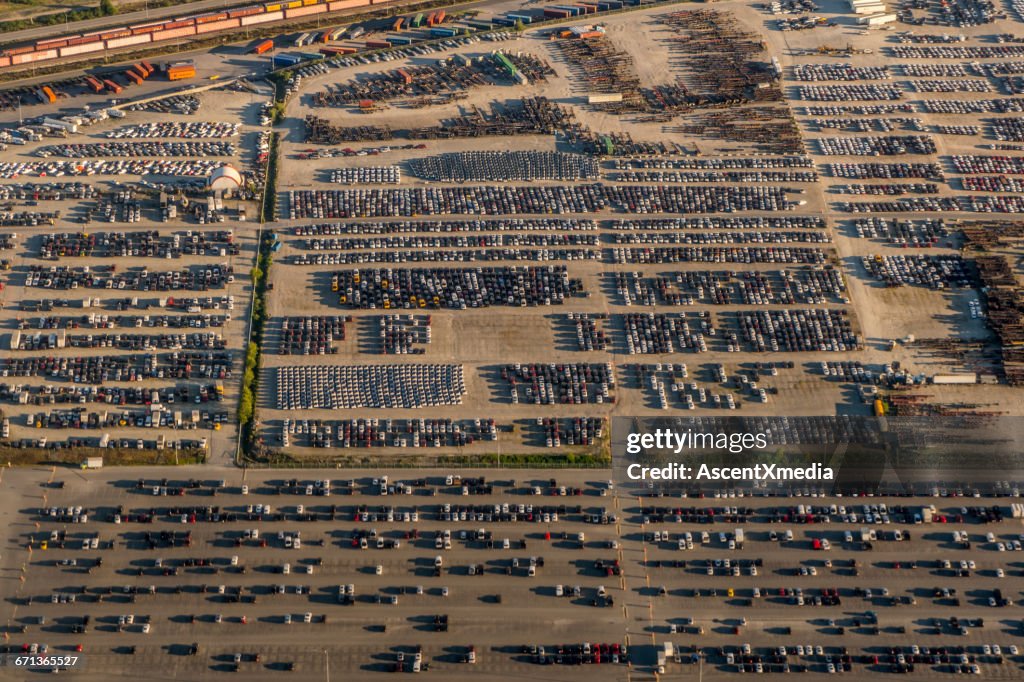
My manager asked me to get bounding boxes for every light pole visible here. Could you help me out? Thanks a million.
[323,649,330,682]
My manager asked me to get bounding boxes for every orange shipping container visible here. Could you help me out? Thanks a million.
[253,39,274,54]
[434,9,445,22]
[41,86,57,103]
[167,65,196,80]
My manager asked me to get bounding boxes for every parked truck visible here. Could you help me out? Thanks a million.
[81,457,103,470]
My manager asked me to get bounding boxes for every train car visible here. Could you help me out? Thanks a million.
[242,10,283,25]
[196,18,240,35]
[11,49,57,64]
[105,34,152,50]
[228,5,264,18]
[151,25,196,41]
[99,27,132,40]
[328,0,369,10]
[285,4,326,18]
[36,37,71,50]
[162,19,197,30]
[131,22,166,35]
[194,11,229,24]
[60,42,104,57]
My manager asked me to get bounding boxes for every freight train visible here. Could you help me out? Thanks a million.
[0,0,376,71]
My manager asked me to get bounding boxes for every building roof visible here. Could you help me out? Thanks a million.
[209,164,242,190]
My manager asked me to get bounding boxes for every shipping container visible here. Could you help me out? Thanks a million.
[597,0,623,9]
[194,11,229,23]
[552,5,583,14]
[264,2,283,11]
[285,0,302,8]
[141,59,155,74]
[12,49,58,65]
[85,76,104,92]
[40,86,57,103]
[4,45,37,56]
[349,26,365,38]
[365,39,391,48]
[285,4,326,18]
[435,9,445,22]
[36,38,70,50]
[151,25,197,41]
[253,39,275,53]
[492,17,515,25]
[464,19,493,29]
[162,19,196,30]
[99,28,132,40]
[329,27,348,40]
[543,8,571,18]
[0,56,10,69]
[131,22,164,35]
[167,65,196,80]
[430,26,457,36]
[426,11,437,25]
[125,70,143,85]
[328,0,370,11]
[105,34,152,50]
[578,3,599,13]
[587,92,622,103]
[67,35,104,46]
[507,13,532,22]
[931,374,977,384]
[297,51,323,60]
[412,12,424,26]
[241,10,283,25]
[197,18,241,34]
[60,42,105,58]
[272,53,303,67]
[134,62,150,77]
[396,67,412,83]
[102,79,123,94]
[387,36,412,45]
[229,5,264,18]
[295,32,311,46]
[393,17,404,31]
[320,45,357,54]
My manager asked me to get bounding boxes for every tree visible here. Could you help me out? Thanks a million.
[514,19,525,32]
[100,0,117,16]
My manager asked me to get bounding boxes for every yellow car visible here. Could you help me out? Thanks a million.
[727,588,734,597]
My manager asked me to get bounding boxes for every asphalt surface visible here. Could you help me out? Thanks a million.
[3,465,1024,680]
